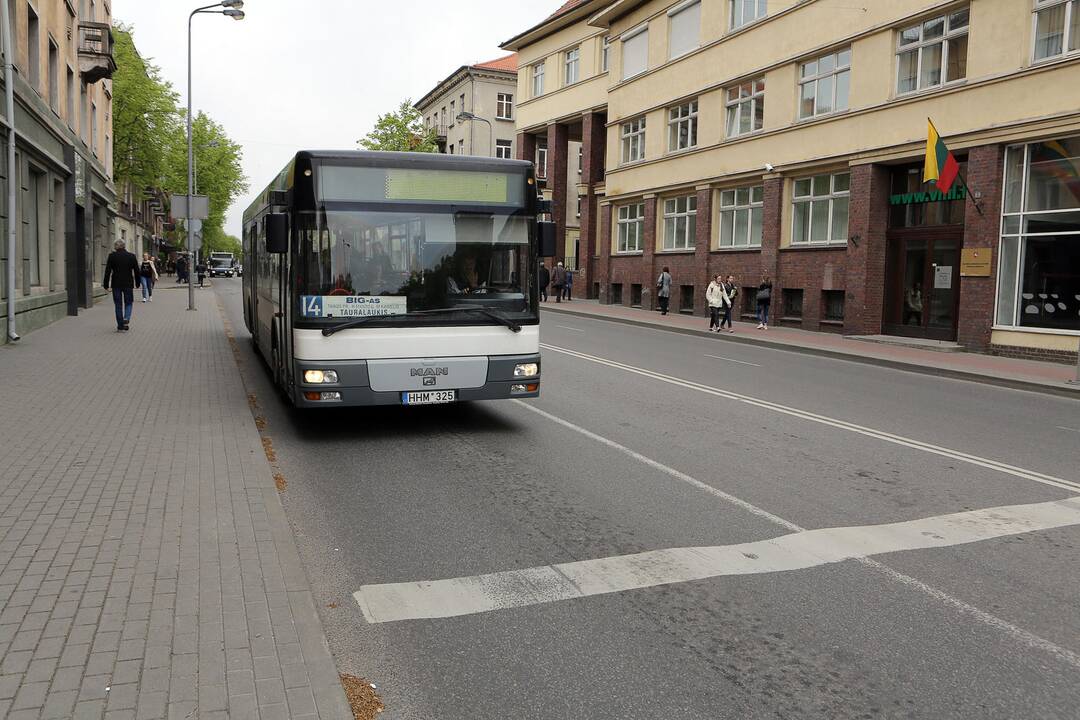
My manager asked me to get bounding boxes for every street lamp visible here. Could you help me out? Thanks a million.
[456,111,494,157]
[186,0,245,311]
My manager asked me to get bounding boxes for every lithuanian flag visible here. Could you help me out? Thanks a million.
[924,119,960,194]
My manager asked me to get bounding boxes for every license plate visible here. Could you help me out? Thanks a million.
[401,390,456,405]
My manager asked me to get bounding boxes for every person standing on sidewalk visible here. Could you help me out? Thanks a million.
[722,274,739,332]
[563,267,574,301]
[756,273,772,330]
[538,262,550,302]
[103,240,141,332]
[552,261,567,303]
[196,259,207,288]
[706,274,726,332]
[656,266,672,315]
[140,253,159,302]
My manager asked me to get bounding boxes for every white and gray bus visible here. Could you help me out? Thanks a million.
[241,150,554,408]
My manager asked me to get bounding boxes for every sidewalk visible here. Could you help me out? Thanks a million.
[541,299,1080,398]
[0,291,352,718]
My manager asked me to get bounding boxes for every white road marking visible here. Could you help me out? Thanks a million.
[554,325,586,333]
[540,343,1080,494]
[1057,426,1080,434]
[355,496,1080,625]
[705,353,761,367]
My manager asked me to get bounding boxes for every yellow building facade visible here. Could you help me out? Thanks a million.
[504,0,1080,361]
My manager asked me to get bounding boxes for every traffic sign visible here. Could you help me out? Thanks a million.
[171,194,210,220]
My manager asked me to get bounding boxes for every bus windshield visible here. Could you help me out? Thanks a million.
[296,207,533,322]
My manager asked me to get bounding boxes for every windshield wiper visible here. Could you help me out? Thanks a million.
[320,306,522,336]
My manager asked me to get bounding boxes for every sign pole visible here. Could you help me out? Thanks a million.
[187,12,196,311]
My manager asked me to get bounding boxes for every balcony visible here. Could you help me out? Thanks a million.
[78,22,116,84]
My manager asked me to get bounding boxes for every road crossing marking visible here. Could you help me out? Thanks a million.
[355,495,1080,626]
[704,353,761,367]
[540,343,1080,494]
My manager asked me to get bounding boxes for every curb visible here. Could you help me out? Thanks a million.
[541,304,1080,400]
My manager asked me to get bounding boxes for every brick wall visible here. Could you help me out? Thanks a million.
[579,112,606,297]
[989,344,1079,365]
[547,123,569,265]
[845,163,890,335]
[957,144,1005,351]
[777,248,849,329]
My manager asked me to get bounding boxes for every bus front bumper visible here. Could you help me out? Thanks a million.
[292,353,541,408]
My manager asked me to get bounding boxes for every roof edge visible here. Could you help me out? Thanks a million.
[501,0,610,52]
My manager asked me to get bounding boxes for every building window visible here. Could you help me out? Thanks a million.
[565,46,580,85]
[66,67,75,129]
[799,48,850,119]
[449,100,455,125]
[667,100,698,152]
[458,139,464,155]
[896,8,968,94]
[536,143,548,178]
[730,0,766,30]
[532,62,545,97]
[440,106,446,126]
[460,93,465,113]
[725,78,764,137]
[668,0,701,59]
[80,82,87,144]
[718,186,763,248]
[91,101,98,156]
[27,3,40,90]
[601,35,612,72]
[448,145,454,155]
[621,116,646,164]
[823,290,845,321]
[792,172,850,245]
[997,137,1080,331]
[663,195,696,251]
[621,25,649,80]
[782,289,804,318]
[1034,0,1080,61]
[578,146,583,174]
[495,139,513,159]
[496,93,513,120]
[617,203,645,253]
[48,38,59,112]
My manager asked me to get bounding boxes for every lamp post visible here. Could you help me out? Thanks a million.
[456,111,493,157]
[187,0,244,311]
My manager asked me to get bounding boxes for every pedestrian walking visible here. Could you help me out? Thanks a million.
[722,275,739,332]
[552,261,567,303]
[176,256,187,284]
[756,273,772,330]
[103,240,141,332]
[196,260,207,288]
[538,262,550,302]
[706,274,727,332]
[656,266,672,315]
[563,267,574,301]
[140,253,159,302]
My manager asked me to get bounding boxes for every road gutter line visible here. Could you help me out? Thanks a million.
[554,325,586,333]
[704,353,762,367]
[541,343,1079,494]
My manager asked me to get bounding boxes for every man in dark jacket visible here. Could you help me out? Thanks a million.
[551,262,567,303]
[538,262,550,302]
[103,240,141,331]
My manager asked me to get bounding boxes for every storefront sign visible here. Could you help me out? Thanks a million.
[934,265,953,289]
[960,248,992,277]
[889,186,966,206]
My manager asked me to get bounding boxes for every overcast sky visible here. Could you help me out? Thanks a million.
[111,1,550,237]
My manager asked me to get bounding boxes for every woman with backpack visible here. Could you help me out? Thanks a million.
[706,274,727,332]
[756,272,772,330]
[140,253,159,303]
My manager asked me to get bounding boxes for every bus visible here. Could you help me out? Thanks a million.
[209,251,237,278]
[241,150,554,408]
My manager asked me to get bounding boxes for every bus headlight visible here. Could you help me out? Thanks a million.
[304,369,339,384]
[513,363,539,378]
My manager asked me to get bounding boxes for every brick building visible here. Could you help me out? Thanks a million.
[502,0,1080,362]
[0,0,117,343]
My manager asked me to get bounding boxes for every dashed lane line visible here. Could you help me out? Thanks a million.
[704,353,762,367]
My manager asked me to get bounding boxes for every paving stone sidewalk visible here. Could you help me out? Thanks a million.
[0,289,352,719]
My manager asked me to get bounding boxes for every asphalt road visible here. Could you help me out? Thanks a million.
[214,279,1080,720]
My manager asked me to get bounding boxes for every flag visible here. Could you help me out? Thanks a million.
[923,119,960,194]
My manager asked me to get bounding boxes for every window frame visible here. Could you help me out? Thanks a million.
[791,172,851,246]
[496,92,514,121]
[895,7,969,95]
[564,45,580,86]
[536,143,548,179]
[667,100,699,153]
[601,35,612,72]
[495,139,512,160]
[1032,0,1080,62]
[717,185,764,249]
[621,116,647,165]
[668,0,701,60]
[725,77,765,138]
[532,62,545,97]
[616,202,645,254]
[729,0,767,31]
[798,47,851,120]
[662,194,697,251]
[620,24,649,81]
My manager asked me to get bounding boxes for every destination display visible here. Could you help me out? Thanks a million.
[319,165,522,205]
[300,295,408,318]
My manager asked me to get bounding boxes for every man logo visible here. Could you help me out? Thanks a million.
[410,367,448,377]
[423,377,437,386]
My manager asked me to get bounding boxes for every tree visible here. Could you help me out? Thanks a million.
[111,25,180,197]
[358,100,438,153]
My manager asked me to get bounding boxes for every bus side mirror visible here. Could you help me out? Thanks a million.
[265,213,288,254]
[538,221,557,258]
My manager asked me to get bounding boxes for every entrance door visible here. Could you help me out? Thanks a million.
[884,231,961,341]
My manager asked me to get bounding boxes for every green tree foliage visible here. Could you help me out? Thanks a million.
[162,112,248,251]
[111,25,180,197]
[358,100,439,153]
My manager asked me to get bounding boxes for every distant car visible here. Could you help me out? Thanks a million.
[209,261,235,278]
